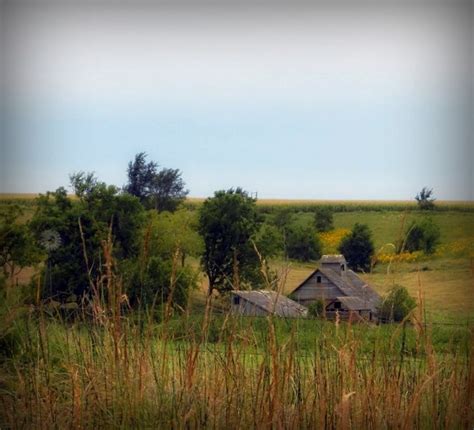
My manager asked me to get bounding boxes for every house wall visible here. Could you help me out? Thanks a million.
[292,271,342,306]
[231,298,268,316]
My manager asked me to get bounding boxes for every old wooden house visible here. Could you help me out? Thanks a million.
[290,255,380,321]
[230,290,308,318]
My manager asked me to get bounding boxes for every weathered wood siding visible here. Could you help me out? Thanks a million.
[292,271,343,305]
[231,298,268,316]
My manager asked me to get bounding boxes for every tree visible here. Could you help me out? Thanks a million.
[124,152,157,203]
[144,208,203,266]
[30,176,144,301]
[415,187,435,210]
[255,224,284,258]
[378,285,416,322]
[401,218,440,255]
[198,188,262,295]
[286,225,322,262]
[338,223,374,272]
[151,168,188,212]
[124,153,188,212]
[0,205,41,293]
[314,207,334,232]
[271,208,294,258]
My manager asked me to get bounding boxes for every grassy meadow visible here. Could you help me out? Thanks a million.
[1,195,473,428]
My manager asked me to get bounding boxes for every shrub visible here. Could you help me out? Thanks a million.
[338,223,374,272]
[308,299,325,318]
[402,218,441,254]
[378,285,417,322]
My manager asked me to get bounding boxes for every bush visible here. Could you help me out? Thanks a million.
[338,223,374,272]
[378,285,417,322]
[314,208,334,232]
[402,218,441,254]
[286,225,322,262]
[308,300,325,318]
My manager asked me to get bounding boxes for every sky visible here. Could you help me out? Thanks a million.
[1,0,472,200]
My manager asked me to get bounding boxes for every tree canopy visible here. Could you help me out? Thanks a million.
[415,187,435,210]
[198,188,263,295]
[286,224,322,262]
[338,223,374,272]
[125,152,188,212]
[314,207,334,232]
[30,176,144,301]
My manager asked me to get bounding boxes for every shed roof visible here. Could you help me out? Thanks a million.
[232,290,308,318]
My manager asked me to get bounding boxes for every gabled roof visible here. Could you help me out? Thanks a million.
[291,256,381,312]
[232,290,308,318]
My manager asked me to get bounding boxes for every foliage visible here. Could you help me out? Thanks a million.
[254,224,284,258]
[198,188,263,294]
[308,299,325,318]
[143,209,203,265]
[29,177,144,301]
[150,168,188,212]
[378,285,417,322]
[401,218,441,255]
[125,152,188,212]
[124,152,157,202]
[314,207,334,232]
[338,223,374,272]
[286,224,322,262]
[125,257,198,314]
[0,205,41,286]
[415,187,436,210]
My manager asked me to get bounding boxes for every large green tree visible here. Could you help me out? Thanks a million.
[198,188,262,295]
[338,223,374,272]
[286,225,322,262]
[125,153,188,212]
[30,176,144,301]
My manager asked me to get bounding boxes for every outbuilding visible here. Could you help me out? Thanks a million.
[230,290,308,318]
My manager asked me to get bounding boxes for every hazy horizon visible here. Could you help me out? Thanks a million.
[1,1,472,200]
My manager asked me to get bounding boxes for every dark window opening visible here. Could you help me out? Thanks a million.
[316,276,322,283]
[334,301,341,309]
[233,296,240,305]
[341,264,345,271]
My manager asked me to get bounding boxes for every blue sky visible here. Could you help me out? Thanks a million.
[1,1,472,199]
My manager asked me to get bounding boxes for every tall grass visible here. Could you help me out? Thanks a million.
[1,305,473,428]
[1,273,473,428]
